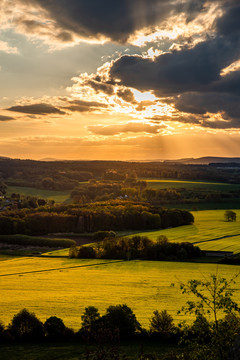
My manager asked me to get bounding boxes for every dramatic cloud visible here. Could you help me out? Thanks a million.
[116,88,136,103]
[110,35,240,96]
[64,99,108,112]
[7,103,65,115]
[3,0,221,49]
[16,0,211,44]
[0,115,15,121]
[174,92,240,128]
[88,122,164,136]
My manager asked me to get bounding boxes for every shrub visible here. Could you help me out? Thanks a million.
[77,246,96,258]
[93,231,116,241]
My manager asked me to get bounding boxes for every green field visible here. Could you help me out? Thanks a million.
[0,256,240,330]
[134,210,240,253]
[7,186,70,203]
[146,179,240,191]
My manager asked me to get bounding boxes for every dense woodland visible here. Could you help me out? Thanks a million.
[0,201,193,235]
[1,158,240,191]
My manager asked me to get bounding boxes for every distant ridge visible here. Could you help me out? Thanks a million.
[1,156,240,164]
[164,157,240,165]
[39,157,60,161]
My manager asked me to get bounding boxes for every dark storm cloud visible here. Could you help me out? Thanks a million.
[176,92,240,119]
[211,71,240,96]
[0,115,15,121]
[110,35,240,96]
[21,0,209,43]
[7,103,65,115]
[106,0,239,96]
[216,2,240,37]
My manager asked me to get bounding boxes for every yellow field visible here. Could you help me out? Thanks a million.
[135,210,240,253]
[0,256,240,330]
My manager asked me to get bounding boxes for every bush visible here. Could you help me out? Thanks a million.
[93,231,116,241]
[78,246,96,258]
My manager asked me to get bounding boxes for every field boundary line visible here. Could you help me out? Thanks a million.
[193,233,240,245]
[0,259,127,277]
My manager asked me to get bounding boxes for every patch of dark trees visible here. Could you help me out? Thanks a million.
[0,201,194,235]
[1,158,240,191]
[69,235,202,262]
[0,306,239,360]
[0,234,75,248]
[70,179,240,205]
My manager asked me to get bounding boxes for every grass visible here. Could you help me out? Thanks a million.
[6,186,71,203]
[0,256,240,330]
[145,179,240,191]
[0,341,173,360]
[134,209,240,253]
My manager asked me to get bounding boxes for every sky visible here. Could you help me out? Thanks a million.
[0,0,240,160]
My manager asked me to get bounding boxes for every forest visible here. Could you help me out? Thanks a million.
[1,158,240,192]
[0,201,193,235]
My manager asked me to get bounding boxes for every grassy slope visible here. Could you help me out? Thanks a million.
[146,179,240,191]
[134,210,240,253]
[0,256,240,330]
[6,186,70,203]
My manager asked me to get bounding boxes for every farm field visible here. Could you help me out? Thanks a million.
[145,179,240,191]
[7,186,71,203]
[135,210,240,253]
[0,256,240,330]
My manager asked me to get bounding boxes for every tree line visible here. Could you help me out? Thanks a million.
[71,179,240,206]
[69,235,202,262]
[0,201,194,235]
[1,158,239,192]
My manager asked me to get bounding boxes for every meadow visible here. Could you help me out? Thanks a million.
[145,179,240,191]
[0,256,240,331]
[7,186,70,203]
[134,209,240,253]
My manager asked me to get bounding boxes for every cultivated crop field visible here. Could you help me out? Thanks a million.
[0,256,240,330]
[145,179,240,191]
[135,210,240,253]
[7,186,70,203]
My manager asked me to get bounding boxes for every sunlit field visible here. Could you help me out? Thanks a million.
[0,256,240,330]
[7,186,70,203]
[135,210,240,253]
[145,179,240,191]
